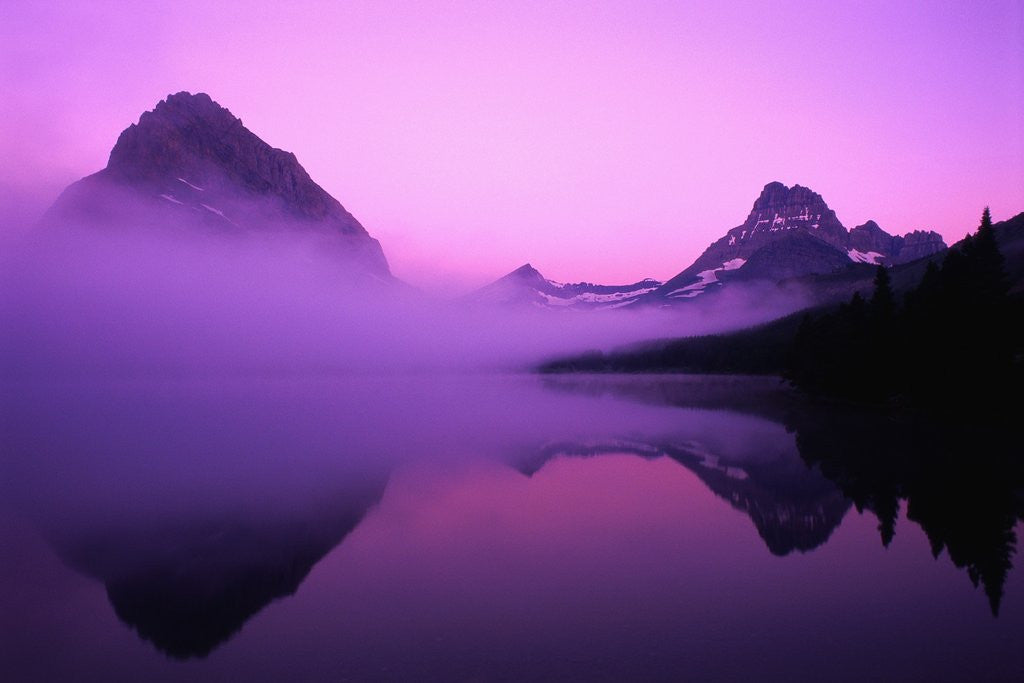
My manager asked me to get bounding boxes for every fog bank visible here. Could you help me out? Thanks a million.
[1,226,810,376]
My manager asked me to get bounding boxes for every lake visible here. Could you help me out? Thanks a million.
[2,374,1022,681]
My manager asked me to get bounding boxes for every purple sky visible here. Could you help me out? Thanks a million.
[2,1,1022,291]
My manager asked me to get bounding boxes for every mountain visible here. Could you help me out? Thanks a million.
[729,231,855,282]
[514,438,850,557]
[472,182,948,311]
[542,211,1024,380]
[41,91,391,278]
[468,263,662,309]
[848,220,946,264]
[646,182,946,303]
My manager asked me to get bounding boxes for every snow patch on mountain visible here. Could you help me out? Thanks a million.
[469,264,662,309]
[200,203,226,217]
[847,249,885,265]
[538,282,661,308]
[177,177,205,191]
[667,258,746,298]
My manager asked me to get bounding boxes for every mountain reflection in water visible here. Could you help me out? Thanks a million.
[544,374,1023,615]
[52,481,386,659]
[1,373,1021,677]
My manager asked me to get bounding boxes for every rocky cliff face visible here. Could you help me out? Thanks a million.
[848,220,895,254]
[43,92,390,277]
[743,182,850,249]
[730,231,854,282]
[893,230,947,264]
[684,182,847,278]
[848,222,945,264]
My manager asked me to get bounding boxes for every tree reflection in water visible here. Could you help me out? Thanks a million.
[545,374,1024,615]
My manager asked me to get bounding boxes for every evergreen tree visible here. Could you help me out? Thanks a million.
[866,265,897,399]
[899,260,943,403]
[870,264,895,322]
[969,206,1008,300]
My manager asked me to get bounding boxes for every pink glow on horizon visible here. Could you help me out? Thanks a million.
[2,1,1022,292]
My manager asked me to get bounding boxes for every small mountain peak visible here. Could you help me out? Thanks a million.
[853,220,883,233]
[500,263,549,289]
[100,91,361,229]
[511,263,541,277]
[41,91,392,277]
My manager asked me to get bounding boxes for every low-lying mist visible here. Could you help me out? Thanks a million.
[0,214,811,544]
[1,223,810,377]
[2,370,794,540]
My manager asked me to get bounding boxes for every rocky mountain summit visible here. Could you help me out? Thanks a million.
[648,182,947,303]
[848,220,947,264]
[42,92,390,277]
[674,182,847,279]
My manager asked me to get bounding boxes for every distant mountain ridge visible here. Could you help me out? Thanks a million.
[42,91,391,278]
[646,181,947,304]
[472,181,948,309]
[467,263,662,309]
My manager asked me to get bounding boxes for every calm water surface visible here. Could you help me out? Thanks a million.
[2,374,1022,681]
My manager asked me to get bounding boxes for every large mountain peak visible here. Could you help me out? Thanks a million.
[104,91,347,225]
[43,92,391,277]
[649,182,948,302]
[655,182,847,293]
[741,181,846,250]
